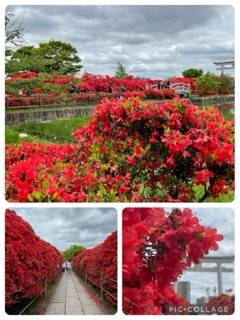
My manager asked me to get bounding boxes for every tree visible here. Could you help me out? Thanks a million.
[195,72,220,95]
[62,245,85,261]
[218,75,234,94]
[115,62,128,78]
[5,10,24,57]
[6,40,82,75]
[182,68,203,78]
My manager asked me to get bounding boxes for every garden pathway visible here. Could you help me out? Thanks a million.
[44,271,105,315]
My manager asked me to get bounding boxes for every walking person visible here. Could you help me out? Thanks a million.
[62,261,66,273]
[66,260,72,275]
[119,83,126,98]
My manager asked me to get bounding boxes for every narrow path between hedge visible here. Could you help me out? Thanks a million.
[44,271,104,315]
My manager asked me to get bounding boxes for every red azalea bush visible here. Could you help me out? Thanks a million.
[5,143,75,202]
[144,88,176,99]
[80,73,159,93]
[73,231,117,305]
[5,209,62,307]
[6,98,234,202]
[123,91,146,99]
[207,294,234,314]
[123,208,223,315]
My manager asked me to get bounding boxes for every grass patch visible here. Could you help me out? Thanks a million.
[6,116,90,144]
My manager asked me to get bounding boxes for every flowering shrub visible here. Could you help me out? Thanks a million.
[144,88,176,99]
[122,208,223,315]
[73,231,117,305]
[5,209,62,307]
[123,91,146,99]
[80,73,159,93]
[6,72,162,107]
[6,98,234,202]
[6,143,75,202]
[207,294,234,314]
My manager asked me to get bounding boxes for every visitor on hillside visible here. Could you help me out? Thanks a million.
[119,84,126,98]
[108,84,113,94]
[62,261,66,273]
[75,87,81,94]
[157,81,161,90]
[66,260,72,275]
[68,84,76,94]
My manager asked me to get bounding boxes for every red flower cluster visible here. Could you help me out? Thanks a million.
[8,72,39,80]
[6,142,75,202]
[122,208,223,315]
[207,294,234,314]
[73,231,117,305]
[6,98,234,202]
[80,73,159,93]
[123,90,146,99]
[144,88,176,99]
[5,209,62,307]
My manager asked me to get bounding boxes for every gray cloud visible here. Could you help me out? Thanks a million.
[7,5,234,78]
[11,207,117,251]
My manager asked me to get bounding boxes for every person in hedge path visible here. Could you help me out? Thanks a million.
[62,261,66,273]
[66,260,72,275]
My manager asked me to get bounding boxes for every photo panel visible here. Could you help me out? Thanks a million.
[5,5,234,203]
[122,207,234,315]
[5,207,117,315]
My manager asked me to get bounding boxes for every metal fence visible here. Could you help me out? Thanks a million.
[83,270,117,306]
[5,92,120,110]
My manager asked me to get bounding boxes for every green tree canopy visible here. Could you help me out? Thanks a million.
[195,72,220,95]
[115,62,128,78]
[6,40,82,75]
[182,68,203,78]
[62,245,85,261]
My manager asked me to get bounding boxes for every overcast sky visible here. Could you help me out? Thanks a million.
[8,5,234,78]
[11,207,117,251]
[179,208,234,303]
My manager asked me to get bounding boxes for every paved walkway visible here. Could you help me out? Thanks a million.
[44,271,105,315]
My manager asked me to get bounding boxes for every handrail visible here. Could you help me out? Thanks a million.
[5,92,121,109]
[18,276,48,315]
[82,270,117,305]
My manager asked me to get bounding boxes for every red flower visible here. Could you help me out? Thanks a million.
[194,169,214,185]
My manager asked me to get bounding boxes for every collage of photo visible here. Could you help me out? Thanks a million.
[3,3,236,318]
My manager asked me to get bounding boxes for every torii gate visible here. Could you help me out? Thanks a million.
[214,61,234,76]
[187,255,234,295]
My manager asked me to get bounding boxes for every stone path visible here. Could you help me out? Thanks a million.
[44,271,105,315]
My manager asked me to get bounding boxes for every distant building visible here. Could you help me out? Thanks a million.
[176,281,191,301]
[196,297,207,305]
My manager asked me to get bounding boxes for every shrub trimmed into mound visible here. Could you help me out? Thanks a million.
[5,209,62,307]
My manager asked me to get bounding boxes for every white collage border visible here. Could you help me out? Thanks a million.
[0,1,239,319]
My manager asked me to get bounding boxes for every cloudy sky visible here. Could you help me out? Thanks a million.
[8,5,234,78]
[179,208,234,303]
[11,207,117,251]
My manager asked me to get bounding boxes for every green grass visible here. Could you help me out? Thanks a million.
[6,116,90,144]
